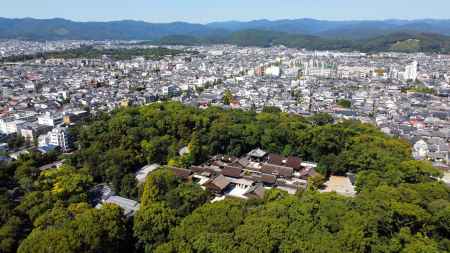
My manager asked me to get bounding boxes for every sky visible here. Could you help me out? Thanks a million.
[1,0,450,23]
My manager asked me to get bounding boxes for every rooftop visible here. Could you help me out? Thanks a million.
[135,164,160,183]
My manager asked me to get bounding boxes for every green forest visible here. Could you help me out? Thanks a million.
[0,102,448,253]
[0,47,187,62]
[153,30,450,54]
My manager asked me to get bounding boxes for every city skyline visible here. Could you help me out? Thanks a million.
[1,0,450,24]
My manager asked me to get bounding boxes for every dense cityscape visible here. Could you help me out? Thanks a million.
[1,41,450,175]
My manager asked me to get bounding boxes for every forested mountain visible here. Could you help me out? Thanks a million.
[0,18,221,40]
[2,17,450,53]
[207,19,450,39]
[2,17,450,41]
[154,30,450,54]
[0,102,448,253]
[357,32,450,53]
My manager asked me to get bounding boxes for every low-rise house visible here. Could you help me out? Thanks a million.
[135,164,160,184]
[221,165,242,178]
[243,184,266,199]
[170,166,192,180]
[38,160,64,171]
[92,184,140,217]
[203,175,231,194]
[248,148,267,161]
[260,163,294,178]
[20,123,51,143]
[298,167,320,180]
[63,110,89,125]
[100,196,140,217]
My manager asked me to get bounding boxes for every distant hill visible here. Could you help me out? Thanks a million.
[356,32,450,53]
[154,30,450,54]
[0,18,222,40]
[2,17,450,41]
[206,19,450,39]
[1,17,450,53]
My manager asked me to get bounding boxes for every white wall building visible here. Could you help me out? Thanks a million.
[0,118,26,134]
[49,127,70,151]
[413,139,429,160]
[403,61,418,81]
[39,127,71,151]
[265,66,281,77]
[38,112,63,127]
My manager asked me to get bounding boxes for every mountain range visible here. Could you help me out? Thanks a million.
[2,17,450,41]
[207,19,450,39]
[2,17,450,53]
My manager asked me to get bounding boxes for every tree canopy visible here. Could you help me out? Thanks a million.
[0,102,448,253]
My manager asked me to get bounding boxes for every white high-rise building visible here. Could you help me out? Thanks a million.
[49,127,70,151]
[40,127,71,151]
[265,66,281,77]
[403,61,418,81]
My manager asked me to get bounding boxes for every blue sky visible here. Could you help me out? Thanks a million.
[2,0,450,23]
